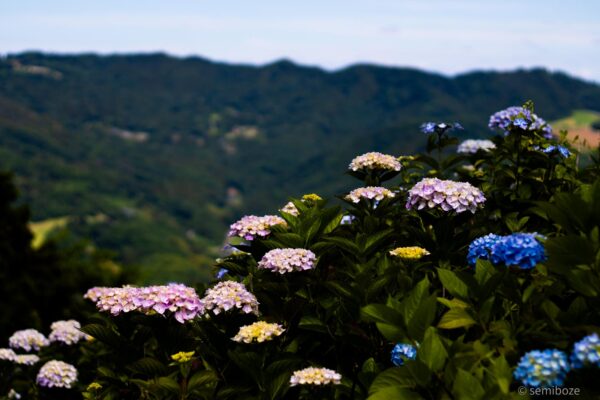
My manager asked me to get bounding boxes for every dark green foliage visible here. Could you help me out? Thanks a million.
[11,105,595,399]
[2,54,600,282]
[0,171,127,339]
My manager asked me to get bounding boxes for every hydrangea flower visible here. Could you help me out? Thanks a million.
[0,348,17,362]
[542,145,571,158]
[15,354,40,365]
[420,122,463,135]
[349,152,401,172]
[49,320,88,345]
[514,349,570,388]
[171,351,195,363]
[228,215,287,241]
[289,367,342,386]
[280,202,299,216]
[7,389,20,399]
[391,343,418,366]
[258,248,316,274]
[341,215,355,225]
[232,321,285,343]
[85,284,205,323]
[302,193,322,202]
[457,139,496,154]
[467,234,503,266]
[36,360,78,389]
[215,268,229,279]
[406,178,485,214]
[345,186,395,203]
[9,329,49,352]
[389,247,430,261]
[202,281,259,315]
[490,233,546,269]
[571,333,600,369]
[488,106,553,137]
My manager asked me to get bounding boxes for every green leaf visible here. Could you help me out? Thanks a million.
[407,294,437,341]
[399,277,429,326]
[322,212,343,234]
[266,372,290,400]
[156,376,180,394]
[452,369,485,400]
[187,370,218,391]
[363,229,394,254]
[127,357,168,377]
[80,323,121,347]
[324,237,361,255]
[298,316,328,333]
[369,368,417,393]
[417,327,447,372]
[368,387,423,400]
[361,304,404,326]
[437,308,476,329]
[437,268,470,299]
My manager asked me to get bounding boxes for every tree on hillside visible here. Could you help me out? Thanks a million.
[0,171,128,338]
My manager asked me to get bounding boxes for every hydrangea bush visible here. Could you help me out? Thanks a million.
[1,101,600,399]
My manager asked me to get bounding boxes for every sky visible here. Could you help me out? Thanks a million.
[1,0,600,81]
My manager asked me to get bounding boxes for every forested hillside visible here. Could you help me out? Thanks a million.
[1,52,599,283]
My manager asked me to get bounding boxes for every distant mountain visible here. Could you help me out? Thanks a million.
[1,52,599,283]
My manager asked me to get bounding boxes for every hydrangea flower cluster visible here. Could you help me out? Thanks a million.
[491,233,546,269]
[467,234,503,266]
[341,215,355,225]
[488,106,553,137]
[349,152,401,172]
[571,333,600,369]
[15,354,40,365]
[514,349,570,388]
[36,360,78,389]
[457,139,496,154]
[232,321,285,343]
[542,145,571,158]
[228,215,287,241]
[202,281,259,315]
[49,320,87,345]
[8,329,49,352]
[406,178,485,214]
[7,389,20,399]
[302,193,322,202]
[0,348,17,362]
[280,202,299,216]
[389,246,430,261]
[85,284,205,323]
[289,367,342,386]
[345,187,395,203]
[468,233,546,269]
[258,248,316,274]
[171,351,195,363]
[420,122,463,135]
[391,343,418,366]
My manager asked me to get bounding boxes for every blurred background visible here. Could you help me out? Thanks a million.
[0,0,599,315]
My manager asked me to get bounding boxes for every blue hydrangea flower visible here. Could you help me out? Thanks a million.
[543,145,571,158]
[467,234,503,266]
[571,333,600,369]
[488,106,552,136]
[215,268,228,279]
[391,343,417,366]
[514,349,570,388]
[420,122,463,135]
[490,233,546,269]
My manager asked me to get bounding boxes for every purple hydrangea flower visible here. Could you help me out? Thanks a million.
[8,329,49,352]
[228,215,287,241]
[489,106,553,137]
[201,281,259,316]
[49,320,88,345]
[36,360,78,389]
[457,139,496,154]
[85,284,205,323]
[257,248,316,274]
[345,187,395,203]
[406,178,486,214]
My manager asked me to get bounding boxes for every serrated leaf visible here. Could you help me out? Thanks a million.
[417,327,447,372]
[127,357,168,377]
[156,376,180,394]
[187,370,218,391]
